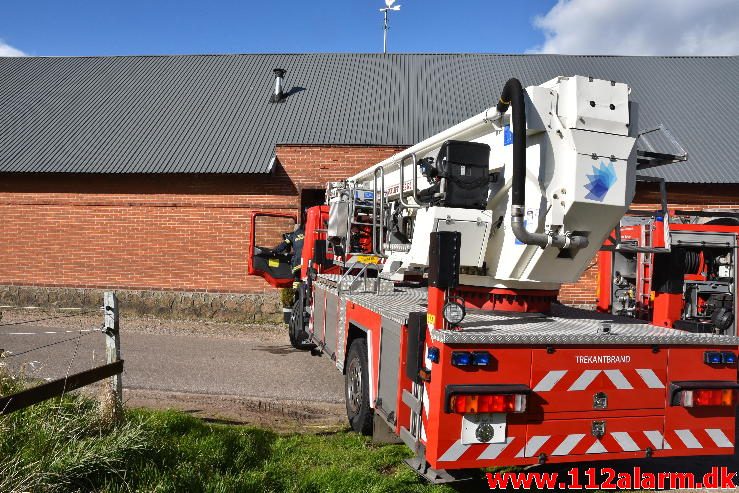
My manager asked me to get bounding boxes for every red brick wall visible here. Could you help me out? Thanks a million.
[2,154,735,300]
[0,145,406,294]
[275,144,407,191]
[0,173,300,293]
[558,184,739,306]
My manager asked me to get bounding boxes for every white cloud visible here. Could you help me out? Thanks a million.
[530,0,739,55]
[0,40,25,57]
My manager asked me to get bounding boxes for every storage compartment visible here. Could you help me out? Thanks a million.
[311,286,326,343]
[377,319,402,419]
[530,348,667,413]
[523,415,664,458]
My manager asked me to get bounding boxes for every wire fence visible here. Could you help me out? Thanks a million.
[1,307,104,359]
[2,327,103,359]
[0,294,123,415]
[0,309,100,329]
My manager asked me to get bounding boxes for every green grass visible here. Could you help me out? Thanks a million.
[0,368,459,492]
[0,366,663,493]
[113,409,455,493]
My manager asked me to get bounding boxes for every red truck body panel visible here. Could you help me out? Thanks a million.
[307,277,738,470]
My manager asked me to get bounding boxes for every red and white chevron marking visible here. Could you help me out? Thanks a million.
[532,368,664,392]
[420,382,429,443]
[437,428,733,462]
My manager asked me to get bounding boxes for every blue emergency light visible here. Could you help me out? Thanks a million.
[472,351,492,366]
[705,351,723,365]
[451,351,492,367]
[427,347,440,364]
[451,351,472,367]
[722,351,737,364]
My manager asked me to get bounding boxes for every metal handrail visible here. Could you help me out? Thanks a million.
[611,175,672,254]
[373,167,385,255]
[398,154,421,209]
[336,263,355,296]
[344,190,354,260]
[337,260,380,295]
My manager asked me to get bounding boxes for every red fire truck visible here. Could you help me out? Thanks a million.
[249,76,738,482]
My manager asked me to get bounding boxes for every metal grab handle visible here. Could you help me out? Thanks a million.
[337,260,380,295]
[398,154,421,209]
[373,167,386,256]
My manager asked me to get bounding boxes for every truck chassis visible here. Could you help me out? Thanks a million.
[308,273,739,481]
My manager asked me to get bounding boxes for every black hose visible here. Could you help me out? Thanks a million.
[496,79,527,208]
[497,78,589,250]
[683,250,701,275]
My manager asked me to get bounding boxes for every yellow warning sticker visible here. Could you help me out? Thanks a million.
[427,314,436,325]
[356,255,380,264]
[268,258,280,268]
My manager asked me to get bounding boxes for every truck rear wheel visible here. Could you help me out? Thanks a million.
[345,338,373,435]
[288,298,314,350]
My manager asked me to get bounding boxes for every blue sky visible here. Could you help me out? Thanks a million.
[0,0,556,56]
[1,0,737,57]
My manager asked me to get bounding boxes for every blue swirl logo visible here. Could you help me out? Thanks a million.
[584,161,617,201]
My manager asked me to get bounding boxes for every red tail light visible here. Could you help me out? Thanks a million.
[680,388,736,408]
[449,393,527,414]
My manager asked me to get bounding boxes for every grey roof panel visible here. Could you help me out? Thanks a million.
[0,53,737,182]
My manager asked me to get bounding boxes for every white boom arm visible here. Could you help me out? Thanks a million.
[332,75,638,291]
[350,106,503,199]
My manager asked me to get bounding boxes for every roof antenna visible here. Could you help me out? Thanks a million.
[379,0,401,54]
[270,68,287,103]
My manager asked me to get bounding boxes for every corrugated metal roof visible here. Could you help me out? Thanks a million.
[0,53,736,182]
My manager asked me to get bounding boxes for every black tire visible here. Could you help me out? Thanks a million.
[288,298,314,350]
[345,338,373,435]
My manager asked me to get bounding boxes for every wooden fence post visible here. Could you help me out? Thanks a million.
[104,291,122,404]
